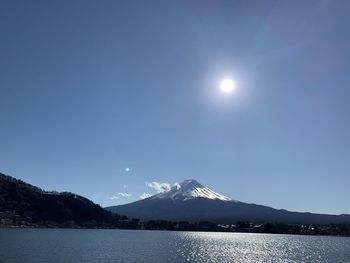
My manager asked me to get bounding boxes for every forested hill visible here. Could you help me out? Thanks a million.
[0,172,120,226]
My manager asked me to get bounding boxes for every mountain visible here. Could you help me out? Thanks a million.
[106,179,350,224]
[153,179,231,201]
[0,172,120,226]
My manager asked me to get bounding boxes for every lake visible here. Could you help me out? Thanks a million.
[0,229,349,262]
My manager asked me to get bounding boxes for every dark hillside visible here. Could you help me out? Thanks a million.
[0,172,119,225]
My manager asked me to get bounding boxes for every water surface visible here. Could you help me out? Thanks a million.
[0,229,349,262]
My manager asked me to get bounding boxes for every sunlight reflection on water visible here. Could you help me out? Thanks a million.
[168,232,349,263]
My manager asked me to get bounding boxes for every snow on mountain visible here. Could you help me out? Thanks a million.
[150,179,232,201]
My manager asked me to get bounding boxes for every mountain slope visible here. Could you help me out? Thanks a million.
[106,179,350,224]
[0,172,119,225]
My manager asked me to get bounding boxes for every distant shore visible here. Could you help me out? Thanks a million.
[1,221,350,237]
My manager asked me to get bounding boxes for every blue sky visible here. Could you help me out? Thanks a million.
[1,0,350,214]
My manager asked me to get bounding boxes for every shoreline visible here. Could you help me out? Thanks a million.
[1,224,349,237]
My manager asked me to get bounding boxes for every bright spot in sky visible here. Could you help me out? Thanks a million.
[220,78,236,94]
[125,167,130,172]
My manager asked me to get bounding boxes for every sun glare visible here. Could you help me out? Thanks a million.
[220,78,236,94]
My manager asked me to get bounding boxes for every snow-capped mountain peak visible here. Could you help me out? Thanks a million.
[151,179,232,201]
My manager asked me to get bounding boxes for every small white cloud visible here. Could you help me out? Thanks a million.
[117,192,132,197]
[146,181,171,193]
[110,192,132,200]
[140,193,152,199]
[123,184,128,189]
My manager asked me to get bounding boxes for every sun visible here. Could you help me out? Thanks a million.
[220,78,236,94]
